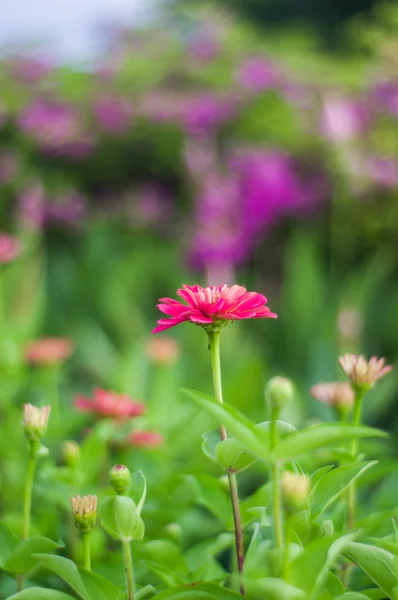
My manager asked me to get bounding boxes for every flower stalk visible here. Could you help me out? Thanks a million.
[207,330,245,596]
[270,408,283,549]
[23,445,38,540]
[347,389,365,529]
[122,540,135,600]
[83,532,91,570]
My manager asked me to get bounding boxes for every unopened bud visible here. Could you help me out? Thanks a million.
[109,464,131,495]
[281,472,310,514]
[63,440,81,467]
[218,474,230,492]
[166,523,182,541]
[23,404,51,445]
[71,494,97,534]
[265,377,294,414]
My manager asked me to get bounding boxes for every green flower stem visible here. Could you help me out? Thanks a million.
[83,532,91,570]
[282,515,292,582]
[347,390,365,529]
[270,410,283,549]
[122,540,135,600]
[47,365,60,433]
[208,331,245,596]
[23,445,38,540]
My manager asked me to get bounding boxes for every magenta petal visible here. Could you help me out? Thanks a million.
[189,314,213,324]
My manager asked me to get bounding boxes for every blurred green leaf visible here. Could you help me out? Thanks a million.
[215,437,257,473]
[34,554,88,599]
[290,533,356,595]
[7,589,77,600]
[202,429,222,464]
[245,577,306,600]
[5,537,64,575]
[0,522,19,569]
[310,461,377,517]
[79,567,125,600]
[343,542,398,598]
[271,424,387,461]
[100,496,145,542]
[152,581,243,599]
[136,586,158,600]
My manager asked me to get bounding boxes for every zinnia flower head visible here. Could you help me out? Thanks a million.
[145,337,180,365]
[70,495,97,533]
[23,403,51,443]
[339,354,392,390]
[25,337,75,365]
[153,284,277,333]
[281,472,310,514]
[311,382,354,416]
[0,234,22,263]
[127,430,164,448]
[75,388,146,420]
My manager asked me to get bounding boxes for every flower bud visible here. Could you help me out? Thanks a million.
[166,523,182,541]
[23,404,51,445]
[109,464,131,495]
[71,494,97,534]
[281,472,310,515]
[265,377,294,414]
[63,440,81,467]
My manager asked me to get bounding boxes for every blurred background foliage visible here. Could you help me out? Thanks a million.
[1,0,398,595]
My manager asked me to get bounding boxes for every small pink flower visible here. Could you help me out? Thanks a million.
[0,234,22,264]
[311,382,354,408]
[25,337,74,365]
[127,430,164,448]
[145,337,180,365]
[75,388,146,420]
[339,354,392,388]
[153,284,277,333]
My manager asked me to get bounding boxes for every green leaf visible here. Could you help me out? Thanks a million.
[202,429,222,464]
[7,588,77,600]
[34,554,88,600]
[79,567,125,600]
[5,537,64,575]
[141,560,187,587]
[131,470,147,515]
[0,522,19,569]
[343,542,398,598]
[368,538,398,554]
[310,461,377,517]
[152,581,243,599]
[181,388,270,460]
[360,591,388,600]
[335,594,372,600]
[100,496,145,542]
[245,577,306,600]
[271,423,387,461]
[290,534,356,595]
[215,437,257,473]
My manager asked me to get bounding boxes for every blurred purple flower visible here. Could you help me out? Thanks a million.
[189,36,219,62]
[18,99,92,157]
[183,94,235,136]
[183,138,217,179]
[237,56,280,93]
[321,94,370,142]
[18,184,46,229]
[45,193,87,226]
[93,95,133,133]
[132,186,171,227]
[372,80,398,116]
[6,56,52,84]
[189,172,250,270]
[366,156,398,188]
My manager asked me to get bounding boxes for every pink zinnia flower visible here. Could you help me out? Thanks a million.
[153,284,277,333]
[0,234,22,264]
[310,382,354,408]
[339,354,392,389]
[25,337,74,365]
[75,388,146,420]
[145,337,180,365]
[127,430,164,448]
